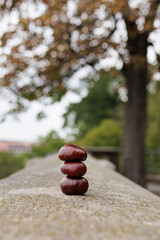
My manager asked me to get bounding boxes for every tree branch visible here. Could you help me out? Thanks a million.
[144,0,160,32]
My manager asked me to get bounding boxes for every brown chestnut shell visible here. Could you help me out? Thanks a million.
[61,176,89,195]
[61,162,87,177]
[58,144,87,161]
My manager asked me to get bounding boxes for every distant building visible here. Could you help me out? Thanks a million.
[0,141,31,154]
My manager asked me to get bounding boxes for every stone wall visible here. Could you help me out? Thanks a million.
[0,154,160,240]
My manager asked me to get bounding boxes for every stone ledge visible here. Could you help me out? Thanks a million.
[0,154,160,240]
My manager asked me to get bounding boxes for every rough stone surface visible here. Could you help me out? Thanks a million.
[0,154,160,240]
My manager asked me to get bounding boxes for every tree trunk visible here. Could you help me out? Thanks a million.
[123,58,148,187]
[122,24,148,186]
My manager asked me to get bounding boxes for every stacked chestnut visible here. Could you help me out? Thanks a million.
[58,144,89,195]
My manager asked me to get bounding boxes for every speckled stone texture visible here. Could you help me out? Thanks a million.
[0,154,160,240]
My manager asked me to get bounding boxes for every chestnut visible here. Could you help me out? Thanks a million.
[61,162,87,177]
[61,176,89,195]
[58,144,87,161]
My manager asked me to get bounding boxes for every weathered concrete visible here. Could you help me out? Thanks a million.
[0,154,160,240]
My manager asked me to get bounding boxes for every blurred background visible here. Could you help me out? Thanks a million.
[0,0,160,195]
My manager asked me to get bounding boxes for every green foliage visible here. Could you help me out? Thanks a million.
[76,119,122,147]
[146,83,160,172]
[0,152,25,179]
[147,121,160,150]
[147,83,160,150]
[0,130,64,179]
[32,130,65,157]
[63,73,122,139]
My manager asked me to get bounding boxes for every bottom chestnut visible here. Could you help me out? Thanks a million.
[61,176,89,195]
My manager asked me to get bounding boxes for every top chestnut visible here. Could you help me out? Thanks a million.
[58,144,87,161]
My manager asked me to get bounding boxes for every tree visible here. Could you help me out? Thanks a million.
[0,151,25,179]
[32,130,65,157]
[63,72,122,139]
[76,119,122,147]
[1,0,160,186]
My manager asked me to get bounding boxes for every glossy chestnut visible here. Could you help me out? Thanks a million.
[58,144,87,161]
[61,162,87,177]
[61,176,89,195]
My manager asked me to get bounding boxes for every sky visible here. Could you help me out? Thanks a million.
[0,91,80,142]
[0,66,92,143]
